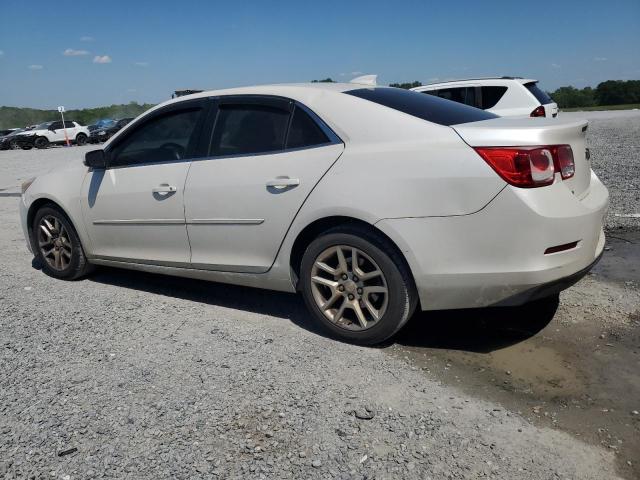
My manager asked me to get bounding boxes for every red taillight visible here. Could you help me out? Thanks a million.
[474,145,575,188]
[530,106,546,117]
[555,144,575,179]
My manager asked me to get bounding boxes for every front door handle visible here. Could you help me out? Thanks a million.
[152,184,177,193]
[266,177,300,189]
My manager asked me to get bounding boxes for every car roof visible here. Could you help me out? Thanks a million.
[155,82,367,108]
[416,77,537,88]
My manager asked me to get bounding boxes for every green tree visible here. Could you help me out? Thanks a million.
[389,81,423,89]
[549,86,595,108]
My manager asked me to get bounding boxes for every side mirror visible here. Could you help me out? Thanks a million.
[84,149,107,169]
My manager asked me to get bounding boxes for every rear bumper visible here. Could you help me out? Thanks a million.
[376,171,608,310]
[491,249,603,306]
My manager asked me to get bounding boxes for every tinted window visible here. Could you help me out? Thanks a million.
[525,82,552,104]
[437,88,466,104]
[464,87,477,107]
[64,121,75,128]
[480,86,508,109]
[110,108,202,167]
[346,88,497,126]
[286,106,330,149]
[50,121,63,130]
[211,104,289,156]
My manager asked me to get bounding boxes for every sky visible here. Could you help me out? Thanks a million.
[0,0,639,109]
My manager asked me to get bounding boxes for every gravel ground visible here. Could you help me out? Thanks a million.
[1,112,638,479]
[561,110,640,230]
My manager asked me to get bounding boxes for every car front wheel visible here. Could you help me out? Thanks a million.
[34,137,49,149]
[300,225,417,345]
[32,205,92,280]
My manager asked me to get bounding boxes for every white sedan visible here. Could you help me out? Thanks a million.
[19,82,608,344]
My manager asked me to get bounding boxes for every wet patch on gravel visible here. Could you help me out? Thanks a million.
[390,231,640,479]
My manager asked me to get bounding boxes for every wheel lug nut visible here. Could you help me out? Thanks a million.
[352,276,358,282]
[357,288,363,294]
[338,285,345,292]
[348,294,354,301]
[341,274,348,280]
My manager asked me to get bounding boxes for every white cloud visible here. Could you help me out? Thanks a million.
[64,48,90,56]
[134,61,149,67]
[28,64,43,70]
[93,55,112,64]
[594,57,607,62]
[551,63,561,68]
[350,71,363,76]
[80,36,94,42]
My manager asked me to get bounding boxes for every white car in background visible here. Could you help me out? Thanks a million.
[19,81,606,345]
[27,120,90,149]
[412,77,559,118]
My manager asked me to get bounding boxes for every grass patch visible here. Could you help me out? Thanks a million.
[561,104,640,112]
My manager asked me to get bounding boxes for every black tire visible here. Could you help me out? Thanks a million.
[75,133,87,146]
[299,225,417,345]
[34,136,49,149]
[32,205,92,280]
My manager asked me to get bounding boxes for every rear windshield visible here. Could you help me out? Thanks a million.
[345,87,497,126]
[524,82,552,104]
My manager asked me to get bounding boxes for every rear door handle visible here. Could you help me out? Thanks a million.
[152,184,177,193]
[266,177,300,189]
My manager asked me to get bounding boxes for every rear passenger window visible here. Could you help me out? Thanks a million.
[64,121,75,128]
[211,105,289,156]
[480,86,508,109]
[286,106,329,149]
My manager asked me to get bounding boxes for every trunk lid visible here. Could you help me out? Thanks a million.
[452,117,591,197]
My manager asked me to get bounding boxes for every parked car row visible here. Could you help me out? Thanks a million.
[0,117,133,150]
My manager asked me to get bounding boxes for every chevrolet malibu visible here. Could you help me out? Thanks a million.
[19,82,608,345]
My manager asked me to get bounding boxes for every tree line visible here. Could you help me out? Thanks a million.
[0,102,155,130]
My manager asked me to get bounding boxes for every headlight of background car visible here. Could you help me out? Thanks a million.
[21,177,36,194]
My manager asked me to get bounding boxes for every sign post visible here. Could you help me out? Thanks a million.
[57,106,70,147]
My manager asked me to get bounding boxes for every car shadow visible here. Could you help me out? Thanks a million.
[393,296,558,353]
[85,267,558,354]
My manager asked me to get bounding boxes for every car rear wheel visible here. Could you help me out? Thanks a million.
[34,137,49,149]
[32,205,92,280]
[300,225,417,345]
[75,133,87,146]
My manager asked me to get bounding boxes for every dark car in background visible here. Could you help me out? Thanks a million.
[0,128,34,150]
[89,117,134,143]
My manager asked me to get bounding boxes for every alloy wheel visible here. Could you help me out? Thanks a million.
[310,245,388,331]
[37,215,72,271]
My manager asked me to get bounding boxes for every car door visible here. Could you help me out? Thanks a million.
[184,96,344,273]
[80,99,209,264]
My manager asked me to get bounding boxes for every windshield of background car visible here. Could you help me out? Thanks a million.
[345,87,498,126]
[524,82,553,104]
